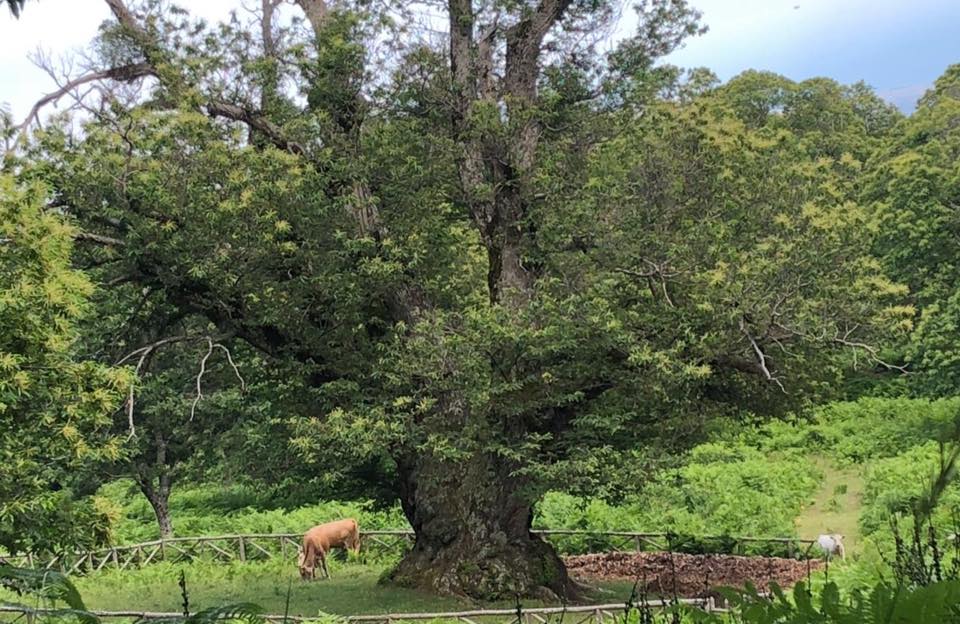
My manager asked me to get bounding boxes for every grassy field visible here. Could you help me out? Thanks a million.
[10,397,954,618]
[36,560,636,617]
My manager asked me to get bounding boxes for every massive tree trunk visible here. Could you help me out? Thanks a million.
[387,0,581,600]
[389,452,577,600]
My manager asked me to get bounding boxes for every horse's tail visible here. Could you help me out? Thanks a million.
[350,518,361,554]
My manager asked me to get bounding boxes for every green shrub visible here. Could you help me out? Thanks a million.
[808,398,960,463]
[98,480,408,545]
[536,440,820,555]
[859,442,960,538]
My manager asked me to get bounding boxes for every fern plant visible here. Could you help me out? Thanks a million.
[140,603,268,624]
[704,580,960,623]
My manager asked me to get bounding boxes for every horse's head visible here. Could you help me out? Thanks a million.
[297,549,314,580]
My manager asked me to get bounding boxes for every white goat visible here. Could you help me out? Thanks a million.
[816,533,845,560]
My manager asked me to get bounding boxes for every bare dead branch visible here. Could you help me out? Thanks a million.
[613,260,679,307]
[15,62,155,140]
[213,343,246,392]
[104,273,139,288]
[115,335,196,366]
[190,338,215,421]
[124,346,155,439]
[832,332,909,373]
[740,318,786,393]
[612,267,657,279]
[774,320,907,373]
[117,332,244,434]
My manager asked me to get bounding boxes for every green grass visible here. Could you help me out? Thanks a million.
[794,456,864,555]
[17,560,635,617]
[73,561,461,616]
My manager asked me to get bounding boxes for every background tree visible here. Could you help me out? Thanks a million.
[17,0,908,599]
[865,65,960,397]
[0,174,129,555]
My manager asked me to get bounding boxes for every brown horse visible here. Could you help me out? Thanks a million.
[297,518,361,580]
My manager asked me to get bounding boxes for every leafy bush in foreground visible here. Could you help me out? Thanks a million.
[699,580,960,623]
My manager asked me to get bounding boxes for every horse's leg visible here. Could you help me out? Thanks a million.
[319,549,330,579]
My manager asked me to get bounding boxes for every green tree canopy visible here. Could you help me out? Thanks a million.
[866,65,960,396]
[0,174,129,554]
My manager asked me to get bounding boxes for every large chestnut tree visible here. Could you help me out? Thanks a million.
[15,0,907,598]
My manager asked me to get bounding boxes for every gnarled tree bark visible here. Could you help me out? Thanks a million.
[389,451,575,600]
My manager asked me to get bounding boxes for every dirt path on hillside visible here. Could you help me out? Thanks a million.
[794,455,864,554]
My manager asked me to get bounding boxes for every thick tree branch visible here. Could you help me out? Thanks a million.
[258,0,283,126]
[740,318,786,393]
[504,0,574,103]
[100,0,305,156]
[294,0,329,38]
[74,230,127,247]
[104,0,159,57]
[205,100,305,155]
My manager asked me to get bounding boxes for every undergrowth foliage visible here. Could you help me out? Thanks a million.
[0,563,272,624]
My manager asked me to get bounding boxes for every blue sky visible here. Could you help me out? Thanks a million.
[1,0,958,121]
[655,0,960,111]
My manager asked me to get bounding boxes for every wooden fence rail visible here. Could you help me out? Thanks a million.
[0,599,726,622]
[0,530,817,576]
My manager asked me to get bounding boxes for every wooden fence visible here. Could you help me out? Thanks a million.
[0,598,728,623]
[0,530,817,576]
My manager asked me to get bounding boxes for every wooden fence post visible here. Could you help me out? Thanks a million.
[238,536,246,562]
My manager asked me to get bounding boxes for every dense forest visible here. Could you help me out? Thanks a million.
[2,0,960,610]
